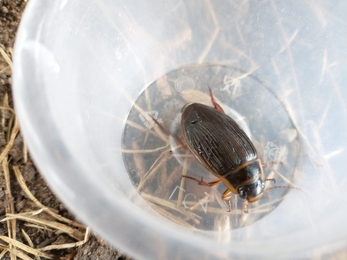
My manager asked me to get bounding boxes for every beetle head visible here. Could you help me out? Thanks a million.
[238,178,265,202]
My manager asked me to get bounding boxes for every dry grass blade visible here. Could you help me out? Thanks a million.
[0,46,12,68]
[0,245,7,259]
[137,149,172,191]
[39,241,84,252]
[12,166,85,229]
[0,118,19,164]
[132,103,169,143]
[141,193,201,224]
[0,237,54,259]
[40,227,90,252]
[0,243,33,260]
[2,213,84,241]
[21,230,40,260]
[125,119,162,140]
[3,156,16,260]
[23,139,28,163]
[0,105,15,113]
[0,66,11,74]
[83,227,91,242]
[24,224,54,232]
[176,152,191,208]
[121,143,169,154]
[197,0,219,63]
[147,202,196,229]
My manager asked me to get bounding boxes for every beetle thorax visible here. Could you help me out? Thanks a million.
[238,178,265,202]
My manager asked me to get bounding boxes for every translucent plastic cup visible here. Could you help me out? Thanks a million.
[13,0,347,259]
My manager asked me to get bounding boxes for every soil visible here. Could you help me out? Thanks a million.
[0,1,131,259]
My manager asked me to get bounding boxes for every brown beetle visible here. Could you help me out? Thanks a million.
[179,88,276,213]
[151,87,275,212]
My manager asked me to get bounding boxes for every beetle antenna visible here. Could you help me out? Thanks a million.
[149,115,186,148]
[264,185,302,193]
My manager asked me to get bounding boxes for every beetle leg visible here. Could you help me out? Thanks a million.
[262,192,270,199]
[149,115,186,148]
[208,86,225,113]
[182,175,221,186]
[265,178,276,183]
[262,161,283,168]
[242,200,249,213]
[221,189,232,212]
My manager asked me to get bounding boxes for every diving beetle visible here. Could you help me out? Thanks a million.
[151,87,275,213]
[180,87,276,213]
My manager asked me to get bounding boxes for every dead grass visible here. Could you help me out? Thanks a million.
[0,45,90,260]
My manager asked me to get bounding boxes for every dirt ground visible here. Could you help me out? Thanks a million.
[0,1,131,259]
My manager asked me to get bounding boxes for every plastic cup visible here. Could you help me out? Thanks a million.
[13,0,347,259]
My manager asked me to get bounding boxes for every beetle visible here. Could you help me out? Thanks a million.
[179,88,275,213]
[150,87,276,213]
